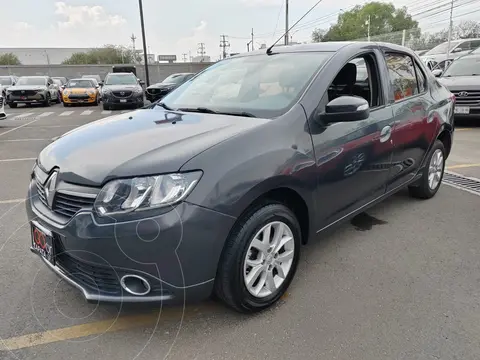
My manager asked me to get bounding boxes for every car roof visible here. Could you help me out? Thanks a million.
[19,75,48,78]
[69,78,94,81]
[234,41,417,57]
[106,72,135,75]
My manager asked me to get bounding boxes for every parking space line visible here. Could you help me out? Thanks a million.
[0,139,50,142]
[101,110,112,115]
[0,118,40,137]
[455,128,473,131]
[59,111,74,116]
[0,157,36,162]
[37,112,55,118]
[0,311,161,351]
[447,163,480,170]
[12,113,35,120]
[80,110,94,116]
[0,199,24,204]
[23,125,77,128]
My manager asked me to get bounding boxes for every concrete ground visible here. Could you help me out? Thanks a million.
[0,105,479,360]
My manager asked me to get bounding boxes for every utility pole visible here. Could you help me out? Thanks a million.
[446,0,454,60]
[284,0,289,45]
[366,15,371,42]
[198,43,206,61]
[251,28,254,51]
[131,33,137,63]
[138,0,150,86]
[189,50,192,62]
[182,53,188,62]
[220,35,230,59]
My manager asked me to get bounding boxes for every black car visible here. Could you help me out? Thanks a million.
[28,42,454,313]
[101,72,145,110]
[145,73,195,102]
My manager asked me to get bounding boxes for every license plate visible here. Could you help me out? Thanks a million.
[31,223,55,265]
[454,106,470,114]
[120,99,127,103]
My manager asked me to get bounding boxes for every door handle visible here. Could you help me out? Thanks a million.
[379,125,392,143]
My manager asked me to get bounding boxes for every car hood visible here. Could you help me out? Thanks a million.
[148,83,176,89]
[8,85,47,91]
[438,76,480,91]
[38,109,270,187]
[103,85,141,91]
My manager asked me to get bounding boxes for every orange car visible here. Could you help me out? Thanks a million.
[62,78,100,106]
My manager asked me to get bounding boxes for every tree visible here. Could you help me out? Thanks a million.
[314,2,419,42]
[0,53,21,65]
[453,21,480,39]
[62,45,142,65]
[312,28,326,43]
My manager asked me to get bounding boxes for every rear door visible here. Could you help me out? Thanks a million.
[383,50,438,190]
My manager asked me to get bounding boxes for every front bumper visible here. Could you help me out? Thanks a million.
[8,92,46,103]
[103,93,144,106]
[63,96,97,104]
[27,178,236,304]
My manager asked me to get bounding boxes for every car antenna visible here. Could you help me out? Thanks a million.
[266,0,325,55]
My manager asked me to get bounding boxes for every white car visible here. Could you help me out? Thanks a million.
[421,38,480,64]
[0,94,6,120]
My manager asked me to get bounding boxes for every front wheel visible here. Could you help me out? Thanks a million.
[43,93,51,107]
[103,104,110,111]
[408,140,445,199]
[215,202,301,313]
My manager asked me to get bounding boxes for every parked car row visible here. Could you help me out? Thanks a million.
[1,71,197,109]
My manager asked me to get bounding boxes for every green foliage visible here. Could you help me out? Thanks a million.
[315,2,419,42]
[0,53,21,65]
[62,45,142,65]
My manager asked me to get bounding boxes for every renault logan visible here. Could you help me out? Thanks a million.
[27,42,455,313]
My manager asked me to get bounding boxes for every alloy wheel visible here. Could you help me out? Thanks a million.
[428,148,444,190]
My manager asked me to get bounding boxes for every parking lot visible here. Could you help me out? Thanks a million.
[0,104,479,360]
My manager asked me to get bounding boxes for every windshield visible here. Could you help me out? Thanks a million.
[161,52,331,118]
[426,40,462,55]
[16,77,46,86]
[162,74,186,85]
[0,77,12,86]
[105,74,137,85]
[442,57,480,76]
[66,79,95,88]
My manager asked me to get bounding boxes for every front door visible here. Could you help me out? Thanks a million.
[308,51,395,229]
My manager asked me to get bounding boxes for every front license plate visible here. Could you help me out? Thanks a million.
[31,223,55,265]
[120,99,127,103]
[455,106,470,114]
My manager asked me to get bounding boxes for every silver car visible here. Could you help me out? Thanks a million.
[6,76,60,108]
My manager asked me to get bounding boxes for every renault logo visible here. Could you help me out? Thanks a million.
[44,171,58,208]
[458,91,469,97]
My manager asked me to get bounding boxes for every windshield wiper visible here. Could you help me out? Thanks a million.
[155,102,174,111]
[178,107,256,118]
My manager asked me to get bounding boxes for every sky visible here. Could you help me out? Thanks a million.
[2,0,479,61]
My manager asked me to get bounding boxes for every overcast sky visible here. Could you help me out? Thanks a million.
[3,0,479,60]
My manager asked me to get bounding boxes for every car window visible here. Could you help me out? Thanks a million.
[66,79,95,88]
[0,77,13,86]
[385,53,419,101]
[161,52,332,119]
[442,56,480,76]
[414,62,427,93]
[327,53,381,108]
[470,40,480,51]
[104,74,138,85]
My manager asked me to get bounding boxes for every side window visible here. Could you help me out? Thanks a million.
[385,53,419,101]
[327,53,382,108]
[414,62,426,93]
[470,40,480,51]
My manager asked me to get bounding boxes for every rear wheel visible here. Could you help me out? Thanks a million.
[408,140,445,199]
[215,202,301,313]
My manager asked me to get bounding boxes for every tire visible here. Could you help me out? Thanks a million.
[103,104,110,111]
[43,93,51,107]
[55,92,61,104]
[63,102,69,107]
[408,140,445,199]
[94,96,99,106]
[8,103,17,108]
[215,202,301,313]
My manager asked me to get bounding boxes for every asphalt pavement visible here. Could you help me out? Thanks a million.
[0,104,479,360]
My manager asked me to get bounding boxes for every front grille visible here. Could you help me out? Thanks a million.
[55,251,121,295]
[112,90,132,98]
[68,94,90,100]
[53,192,95,218]
[36,180,48,208]
[11,90,37,96]
[453,91,480,106]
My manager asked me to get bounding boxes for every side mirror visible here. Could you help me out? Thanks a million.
[452,47,462,53]
[432,69,443,77]
[61,85,66,89]
[319,96,370,124]
[96,85,100,89]
[98,82,104,86]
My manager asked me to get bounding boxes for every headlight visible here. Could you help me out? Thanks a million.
[94,171,202,216]
[63,90,70,96]
[87,90,95,95]
[102,88,112,95]
[134,88,144,94]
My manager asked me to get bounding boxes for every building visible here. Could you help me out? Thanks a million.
[0,48,96,65]
[192,55,211,62]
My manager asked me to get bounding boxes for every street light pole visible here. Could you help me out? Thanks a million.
[138,0,150,86]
